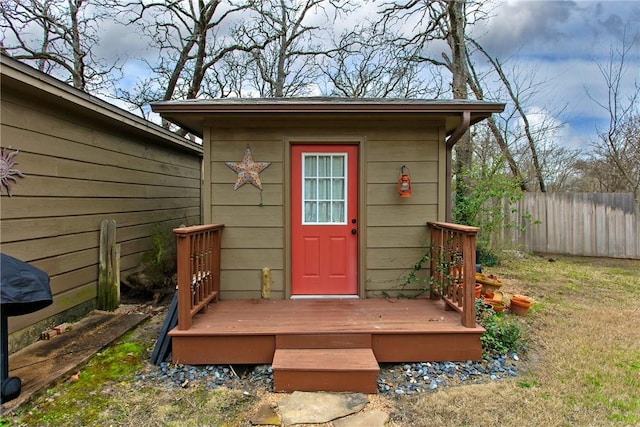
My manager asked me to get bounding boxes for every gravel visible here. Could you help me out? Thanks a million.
[136,352,520,396]
[376,353,520,395]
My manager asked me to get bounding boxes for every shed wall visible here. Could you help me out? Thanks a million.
[1,89,202,338]
[206,118,446,299]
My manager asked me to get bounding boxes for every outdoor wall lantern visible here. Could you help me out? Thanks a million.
[397,165,412,198]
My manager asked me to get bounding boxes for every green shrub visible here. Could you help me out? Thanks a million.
[476,298,523,356]
[477,245,499,267]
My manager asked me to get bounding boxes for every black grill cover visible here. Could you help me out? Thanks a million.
[0,253,52,317]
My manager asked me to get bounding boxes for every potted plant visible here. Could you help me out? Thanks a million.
[509,295,532,316]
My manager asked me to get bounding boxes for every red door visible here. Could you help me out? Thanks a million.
[291,145,358,295]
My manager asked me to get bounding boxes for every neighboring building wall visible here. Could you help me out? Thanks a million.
[205,117,447,299]
[0,57,202,349]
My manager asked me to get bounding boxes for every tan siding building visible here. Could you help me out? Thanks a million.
[153,100,504,301]
[1,56,202,349]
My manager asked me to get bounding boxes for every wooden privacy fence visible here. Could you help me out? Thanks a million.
[174,224,224,330]
[493,193,639,259]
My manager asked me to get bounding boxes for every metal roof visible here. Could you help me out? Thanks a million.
[151,97,506,138]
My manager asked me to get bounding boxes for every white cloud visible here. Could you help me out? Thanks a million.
[474,0,640,60]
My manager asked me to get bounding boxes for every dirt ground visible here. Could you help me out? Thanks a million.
[6,254,640,426]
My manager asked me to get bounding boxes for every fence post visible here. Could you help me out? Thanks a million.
[98,219,119,311]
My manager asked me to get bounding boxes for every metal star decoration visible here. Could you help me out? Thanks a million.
[226,146,270,190]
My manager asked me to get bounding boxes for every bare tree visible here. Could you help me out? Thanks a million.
[202,51,250,98]
[446,0,475,223]
[586,32,640,212]
[377,0,487,223]
[465,45,526,190]
[319,23,445,98]
[467,38,552,192]
[0,0,119,91]
[118,0,258,104]
[570,155,634,193]
[235,0,353,97]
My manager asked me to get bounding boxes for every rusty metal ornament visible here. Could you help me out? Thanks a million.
[226,146,270,191]
[0,147,25,197]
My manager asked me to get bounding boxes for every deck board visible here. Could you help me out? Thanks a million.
[169,298,482,336]
[168,298,484,365]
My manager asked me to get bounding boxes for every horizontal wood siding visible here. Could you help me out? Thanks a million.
[209,132,284,299]
[207,119,444,298]
[1,90,202,335]
[365,130,440,296]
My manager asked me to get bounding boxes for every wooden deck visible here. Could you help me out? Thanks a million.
[168,223,482,393]
[169,298,484,366]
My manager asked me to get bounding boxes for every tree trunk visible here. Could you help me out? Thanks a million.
[68,0,86,90]
[448,0,472,224]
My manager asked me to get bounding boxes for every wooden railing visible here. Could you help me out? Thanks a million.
[174,224,224,330]
[428,221,479,328]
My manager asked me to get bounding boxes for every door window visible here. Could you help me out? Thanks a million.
[302,154,346,224]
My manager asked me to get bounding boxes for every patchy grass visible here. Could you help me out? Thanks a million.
[93,385,257,426]
[10,336,146,426]
[7,320,256,427]
[390,253,640,426]
[5,253,639,426]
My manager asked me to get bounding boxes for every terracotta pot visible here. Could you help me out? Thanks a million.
[475,284,482,298]
[483,298,504,311]
[484,290,495,299]
[481,283,502,294]
[492,291,504,302]
[511,295,531,305]
[509,302,529,315]
[509,296,531,315]
[492,304,505,312]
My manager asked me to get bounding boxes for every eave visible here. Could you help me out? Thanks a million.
[151,97,506,139]
[1,54,202,155]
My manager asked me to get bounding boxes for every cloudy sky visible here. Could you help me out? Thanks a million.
[96,0,638,151]
[468,0,639,149]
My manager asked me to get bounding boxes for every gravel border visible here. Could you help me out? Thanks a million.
[136,352,520,396]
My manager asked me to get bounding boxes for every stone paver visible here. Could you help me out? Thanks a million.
[333,409,389,427]
[278,391,368,425]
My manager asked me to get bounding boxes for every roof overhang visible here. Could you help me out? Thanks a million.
[1,54,202,155]
[151,97,506,139]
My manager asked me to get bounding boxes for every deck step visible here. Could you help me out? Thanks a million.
[272,348,380,393]
[276,333,371,349]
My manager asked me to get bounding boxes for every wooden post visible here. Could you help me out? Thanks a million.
[261,267,271,299]
[461,230,477,328]
[175,232,192,330]
[114,243,121,304]
[98,219,119,311]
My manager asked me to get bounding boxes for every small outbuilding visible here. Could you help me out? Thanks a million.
[153,98,504,300]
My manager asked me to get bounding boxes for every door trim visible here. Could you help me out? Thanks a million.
[284,137,366,299]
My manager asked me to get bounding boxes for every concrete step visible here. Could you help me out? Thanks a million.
[272,348,380,393]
